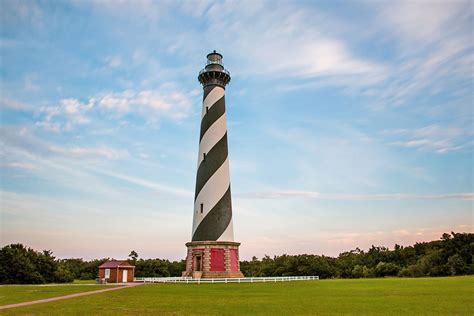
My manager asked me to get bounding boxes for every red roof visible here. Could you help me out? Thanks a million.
[98,260,134,268]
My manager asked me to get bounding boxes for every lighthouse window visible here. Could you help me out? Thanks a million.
[206,106,209,113]
[203,153,206,161]
[200,203,203,214]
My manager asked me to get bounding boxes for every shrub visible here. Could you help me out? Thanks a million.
[447,254,469,275]
[374,262,400,277]
[352,265,371,278]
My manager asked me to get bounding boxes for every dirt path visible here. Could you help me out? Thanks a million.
[0,283,143,310]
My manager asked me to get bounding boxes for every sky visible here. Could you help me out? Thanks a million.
[0,0,473,261]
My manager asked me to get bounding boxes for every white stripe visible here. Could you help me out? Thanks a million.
[197,113,227,167]
[217,218,234,241]
[192,158,230,235]
[202,87,224,118]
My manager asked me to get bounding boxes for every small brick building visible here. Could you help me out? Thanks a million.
[98,260,135,283]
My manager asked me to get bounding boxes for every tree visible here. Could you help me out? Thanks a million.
[374,262,400,277]
[54,266,75,283]
[352,265,371,278]
[447,254,469,275]
[35,250,57,282]
[128,250,139,265]
[398,264,424,277]
[0,244,44,284]
[0,244,75,284]
[423,251,448,276]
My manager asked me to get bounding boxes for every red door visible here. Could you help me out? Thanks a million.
[210,248,225,271]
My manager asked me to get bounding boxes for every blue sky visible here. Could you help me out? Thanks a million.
[1,0,472,260]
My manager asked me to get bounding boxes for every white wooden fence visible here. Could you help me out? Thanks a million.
[134,276,319,284]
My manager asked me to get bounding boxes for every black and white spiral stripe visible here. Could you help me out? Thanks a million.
[192,85,234,242]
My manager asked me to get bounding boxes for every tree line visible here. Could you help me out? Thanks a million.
[1,232,472,284]
[241,232,473,278]
[0,244,186,284]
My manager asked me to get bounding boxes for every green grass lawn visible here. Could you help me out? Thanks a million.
[2,276,473,315]
[0,284,115,306]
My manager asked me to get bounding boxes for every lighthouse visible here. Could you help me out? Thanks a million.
[183,51,244,278]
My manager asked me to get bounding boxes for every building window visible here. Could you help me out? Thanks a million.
[200,203,203,214]
[105,269,110,279]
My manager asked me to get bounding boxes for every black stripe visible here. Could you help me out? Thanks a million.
[199,95,225,141]
[192,186,232,241]
[194,133,228,200]
[203,86,216,101]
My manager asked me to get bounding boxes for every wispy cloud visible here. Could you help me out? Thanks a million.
[0,0,44,29]
[379,1,469,45]
[205,1,387,86]
[96,85,195,121]
[49,145,128,160]
[105,55,122,68]
[0,98,31,111]
[237,191,474,201]
[34,84,196,132]
[0,162,40,171]
[179,0,212,18]
[1,126,128,161]
[89,0,164,22]
[382,124,472,153]
[369,1,472,107]
[389,139,465,154]
[37,98,93,132]
[90,168,193,198]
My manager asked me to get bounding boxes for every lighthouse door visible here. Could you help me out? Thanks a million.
[195,255,202,271]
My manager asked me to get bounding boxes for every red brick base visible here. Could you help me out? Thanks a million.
[182,241,245,278]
